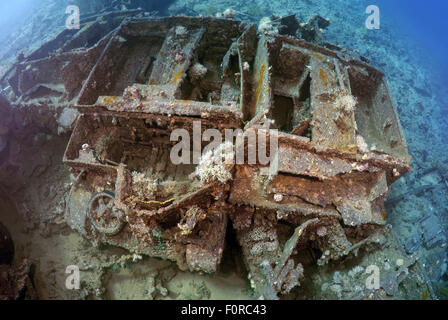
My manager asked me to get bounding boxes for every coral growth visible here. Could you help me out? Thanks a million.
[258,17,278,34]
[194,142,234,183]
[335,92,358,113]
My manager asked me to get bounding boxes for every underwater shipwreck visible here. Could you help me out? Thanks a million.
[0,10,435,300]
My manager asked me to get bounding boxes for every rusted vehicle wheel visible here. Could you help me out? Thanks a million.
[87,191,126,236]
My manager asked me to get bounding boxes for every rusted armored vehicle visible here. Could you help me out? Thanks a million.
[0,12,411,299]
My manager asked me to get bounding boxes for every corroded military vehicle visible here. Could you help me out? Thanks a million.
[0,12,412,299]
